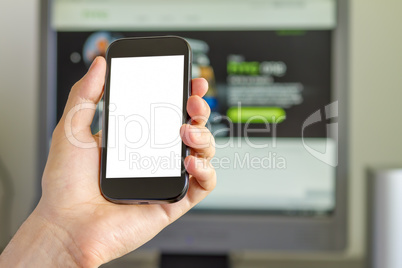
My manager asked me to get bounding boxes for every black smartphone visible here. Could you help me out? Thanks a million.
[100,36,191,204]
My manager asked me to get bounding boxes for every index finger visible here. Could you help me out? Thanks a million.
[188,78,210,126]
[191,78,208,97]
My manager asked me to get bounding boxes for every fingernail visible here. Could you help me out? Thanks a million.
[89,57,98,71]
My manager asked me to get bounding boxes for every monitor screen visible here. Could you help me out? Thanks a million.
[52,0,337,215]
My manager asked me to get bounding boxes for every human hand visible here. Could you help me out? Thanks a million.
[0,57,216,267]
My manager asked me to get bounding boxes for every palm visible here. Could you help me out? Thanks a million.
[36,57,215,266]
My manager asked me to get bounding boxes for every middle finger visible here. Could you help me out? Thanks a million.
[180,124,215,159]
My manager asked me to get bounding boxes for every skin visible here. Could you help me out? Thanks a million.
[0,57,216,267]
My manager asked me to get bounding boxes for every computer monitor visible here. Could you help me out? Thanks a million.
[39,0,348,253]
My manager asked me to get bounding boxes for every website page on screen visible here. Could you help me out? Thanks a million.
[52,0,337,214]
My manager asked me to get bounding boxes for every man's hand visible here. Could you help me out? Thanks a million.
[0,57,216,267]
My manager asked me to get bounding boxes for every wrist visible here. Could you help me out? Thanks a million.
[0,208,89,267]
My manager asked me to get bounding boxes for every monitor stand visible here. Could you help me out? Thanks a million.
[160,253,229,268]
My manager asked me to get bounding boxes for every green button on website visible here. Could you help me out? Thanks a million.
[227,107,286,123]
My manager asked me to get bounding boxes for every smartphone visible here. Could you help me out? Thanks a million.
[100,36,191,204]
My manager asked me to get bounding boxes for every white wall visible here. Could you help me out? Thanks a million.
[0,0,39,246]
[1,0,402,265]
[348,0,402,257]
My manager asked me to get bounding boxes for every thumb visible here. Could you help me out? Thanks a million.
[61,56,106,133]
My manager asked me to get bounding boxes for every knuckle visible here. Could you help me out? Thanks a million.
[205,100,211,115]
[51,124,61,139]
[208,145,216,158]
[70,80,81,94]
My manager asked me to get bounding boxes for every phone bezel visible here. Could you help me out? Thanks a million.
[100,36,191,204]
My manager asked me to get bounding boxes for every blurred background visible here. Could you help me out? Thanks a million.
[0,0,402,267]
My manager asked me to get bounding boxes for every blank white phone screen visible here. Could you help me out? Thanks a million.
[106,55,185,178]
